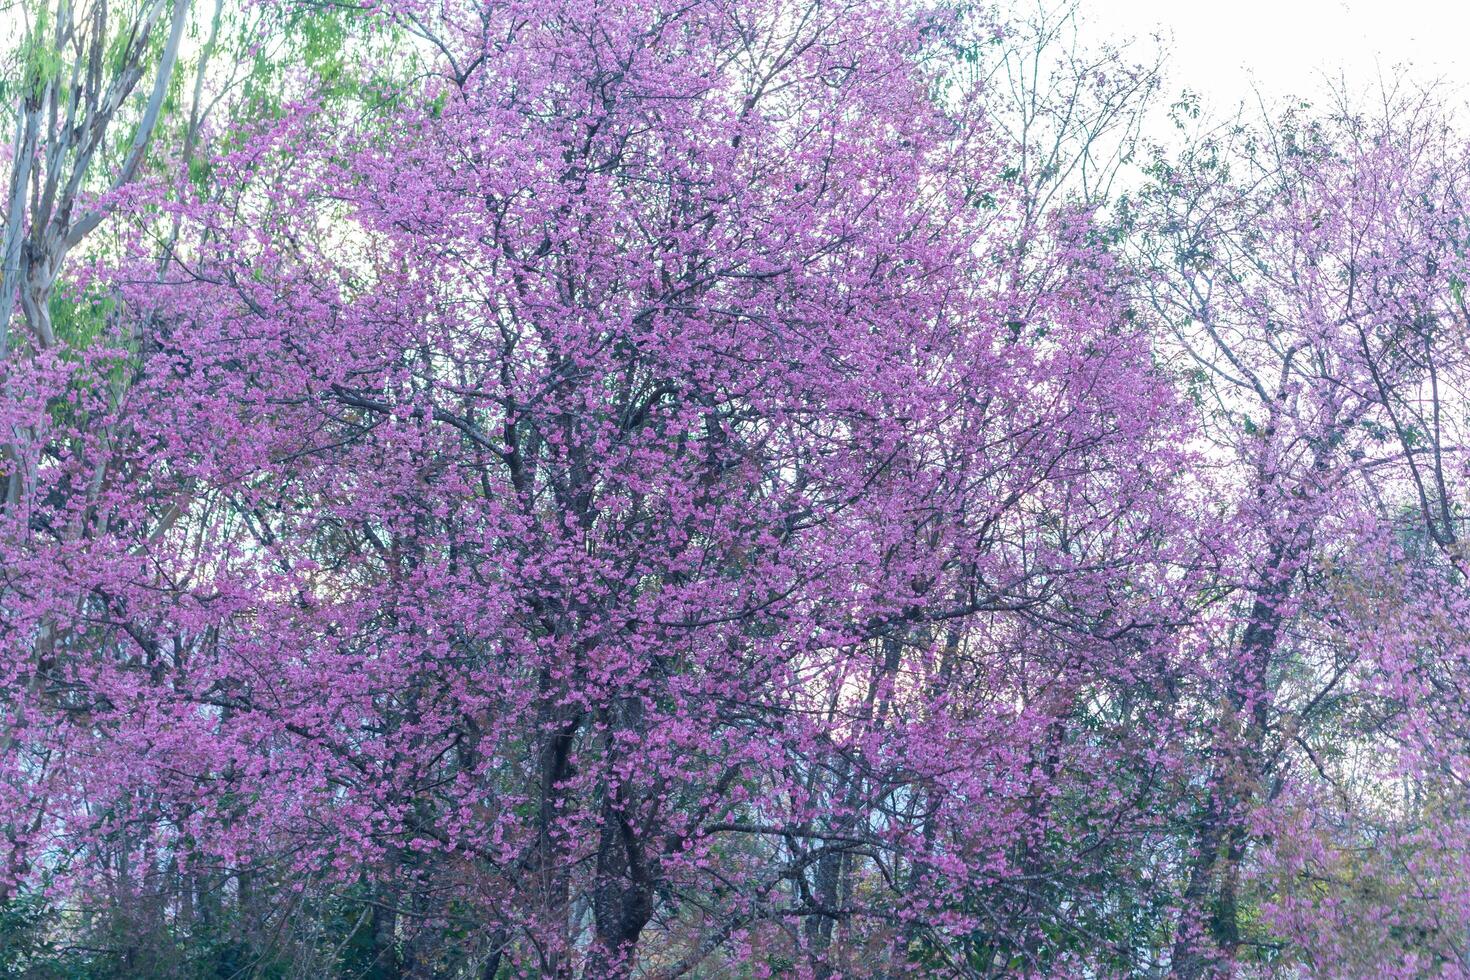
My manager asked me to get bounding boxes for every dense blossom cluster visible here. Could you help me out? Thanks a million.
[4,1,1470,976]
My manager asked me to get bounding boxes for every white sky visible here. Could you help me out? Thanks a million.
[1088,0,1470,110]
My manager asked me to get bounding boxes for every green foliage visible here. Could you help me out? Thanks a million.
[45,285,131,431]
[12,4,63,101]
[0,893,58,977]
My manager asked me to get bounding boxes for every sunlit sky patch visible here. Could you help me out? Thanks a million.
[1091,0,1469,109]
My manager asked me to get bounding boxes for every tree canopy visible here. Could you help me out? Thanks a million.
[3,1,1470,977]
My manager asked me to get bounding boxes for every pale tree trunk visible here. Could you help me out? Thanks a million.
[0,0,192,903]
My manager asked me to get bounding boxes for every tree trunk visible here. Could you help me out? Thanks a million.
[587,798,654,979]
[1171,541,1293,978]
